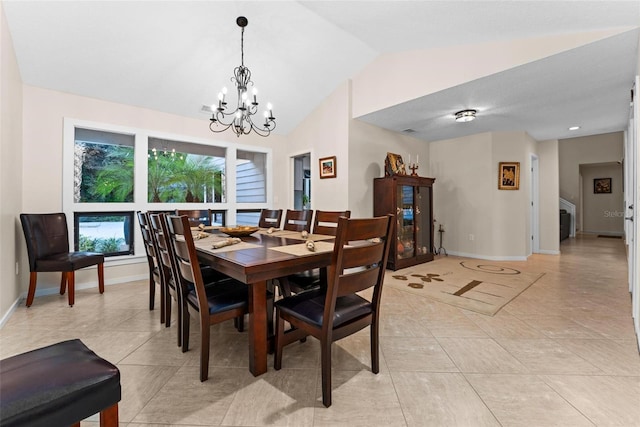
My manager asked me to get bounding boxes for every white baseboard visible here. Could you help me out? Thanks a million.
[537,249,560,255]
[446,251,527,261]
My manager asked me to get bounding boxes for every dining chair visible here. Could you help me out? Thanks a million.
[137,211,164,322]
[258,209,283,228]
[282,209,313,232]
[165,214,250,381]
[278,210,351,297]
[274,214,394,407]
[20,213,105,307]
[148,213,175,331]
[175,209,212,227]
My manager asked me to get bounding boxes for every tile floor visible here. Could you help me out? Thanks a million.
[1,234,639,426]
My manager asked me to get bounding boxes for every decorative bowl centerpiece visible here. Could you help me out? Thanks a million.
[219,226,259,237]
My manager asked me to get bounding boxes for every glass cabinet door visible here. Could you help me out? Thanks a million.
[415,185,431,256]
[396,185,415,259]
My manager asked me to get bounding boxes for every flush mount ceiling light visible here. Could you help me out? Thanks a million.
[454,109,477,123]
[569,126,580,131]
[207,16,275,137]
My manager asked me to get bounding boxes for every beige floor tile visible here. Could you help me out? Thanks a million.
[380,336,458,372]
[222,368,317,426]
[465,311,546,339]
[557,338,640,376]
[437,338,529,373]
[117,364,180,422]
[466,373,594,426]
[392,371,500,426]
[312,371,406,426]
[132,365,250,425]
[517,315,603,339]
[119,329,194,367]
[495,338,603,374]
[541,374,640,426]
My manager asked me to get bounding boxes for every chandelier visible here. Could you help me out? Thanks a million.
[207,16,275,137]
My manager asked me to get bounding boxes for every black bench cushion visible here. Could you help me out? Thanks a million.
[0,339,121,427]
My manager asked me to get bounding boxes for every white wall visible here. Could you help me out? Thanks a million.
[0,3,24,320]
[559,132,624,231]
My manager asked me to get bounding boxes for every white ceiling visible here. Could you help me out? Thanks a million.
[3,1,639,142]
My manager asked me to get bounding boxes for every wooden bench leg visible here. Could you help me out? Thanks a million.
[60,272,67,295]
[26,272,37,307]
[100,402,119,427]
[68,271,75,306]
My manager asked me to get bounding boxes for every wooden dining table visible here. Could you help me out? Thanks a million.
[193,229,335,376]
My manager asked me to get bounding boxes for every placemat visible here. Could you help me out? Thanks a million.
[269,241,334,256]
[193,237,261,254]
[256,229,299,237]
[282,233,335,241]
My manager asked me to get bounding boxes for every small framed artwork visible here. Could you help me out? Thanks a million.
[384,152,406,176]
[319,156,337,179]
[498,162,520,190]
[594,177,612,194]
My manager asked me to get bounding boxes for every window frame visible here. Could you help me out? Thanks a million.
[63,118,273,266]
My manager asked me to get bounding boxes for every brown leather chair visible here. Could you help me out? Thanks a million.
[282,209,313,232]
[258,209,283,228]
[278,210,351,297]
[20,213,105,307]
[137,211,164,322]
[274,214,394,407]
[165,215,250,381]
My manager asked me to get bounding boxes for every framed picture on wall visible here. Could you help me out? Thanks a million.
[319,156,337,179]
[594,177,612,194]
[384,152,406,176]
[498,162,520,190]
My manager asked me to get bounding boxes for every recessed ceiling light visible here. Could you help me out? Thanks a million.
[454,109,477,123]
[569,126,580,131]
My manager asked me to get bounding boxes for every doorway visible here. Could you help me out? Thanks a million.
[292,153,311,210]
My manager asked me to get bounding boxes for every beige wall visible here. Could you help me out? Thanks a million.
[580,163,624,235]
[0,3,24,319]
[352,29,630,119]
[558,132,624,231]
[538,140,560,253]
[348,117,429,219]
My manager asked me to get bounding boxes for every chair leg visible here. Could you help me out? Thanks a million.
[176,296,182,347]
[181,305,190,352]
[199,317,210,382]
[99,402,119,427]
[321,338,332,408]
[371,320,380,374]
[60,272,67,295]
[165,289,172,328]
[149,272,155,311]
[26,272,38,307]
[159,278,166,325]
[274,311,285,370]
[67,271,75,306]
[97,262,105,294]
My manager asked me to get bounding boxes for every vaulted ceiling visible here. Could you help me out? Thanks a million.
[3,1,639,142]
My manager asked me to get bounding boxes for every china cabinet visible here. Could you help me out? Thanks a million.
[373,175,435,270]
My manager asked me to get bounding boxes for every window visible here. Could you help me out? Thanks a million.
[74,128,135,203]
[64,119,272,263]
[236,209,261,226]
[74,212,134,257]
[237,150,266,203]
[148,138,226,203]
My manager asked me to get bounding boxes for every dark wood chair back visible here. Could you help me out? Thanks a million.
[165,215,249,382]
[137,211,163,319]
[282,209,313,232]
[258,209,283,228]
[312,210,352,236]
[274,214,394,407]
[19,212,105,307]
